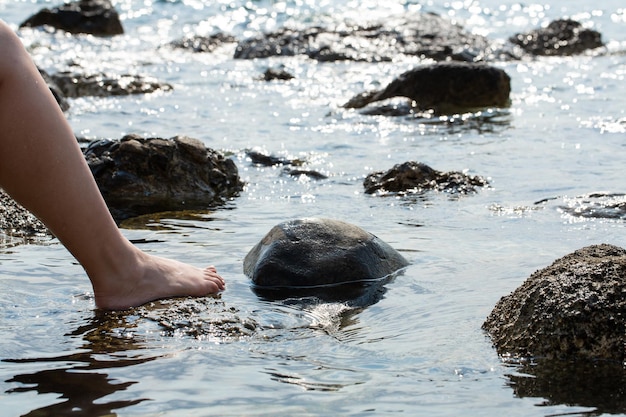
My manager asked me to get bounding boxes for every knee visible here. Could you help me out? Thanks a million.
[0,21,30,77]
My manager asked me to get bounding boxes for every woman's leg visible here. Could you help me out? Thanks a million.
[0,21,224,310]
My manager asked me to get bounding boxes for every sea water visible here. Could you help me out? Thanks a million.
[1,0,625,416]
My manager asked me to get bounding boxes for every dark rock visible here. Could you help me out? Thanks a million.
[84,134,243,221]
[282,168,327,180]
[558,192,626,220]
[243,218,409,300]
[245,150,303,167]
[49,71,172,98]
[260,68,295,81]
[234,12,491,62]
[509,19,603,56]
[0,189,48,239]
[483,244,626,361]
[20,0,124,36]
[344,62,511,114]
[364,161,488,195]
[168,33,237,53]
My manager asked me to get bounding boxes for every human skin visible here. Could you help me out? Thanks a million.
[0,21,224,310]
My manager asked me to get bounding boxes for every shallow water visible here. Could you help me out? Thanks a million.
[1,0,626,416]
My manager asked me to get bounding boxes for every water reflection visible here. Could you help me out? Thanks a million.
[506,359,626,415]
[357,103,512,134]
[3,312,157,417]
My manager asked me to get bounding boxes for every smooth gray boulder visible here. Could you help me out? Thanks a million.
[244,218,408,300]
[483,244,626,362]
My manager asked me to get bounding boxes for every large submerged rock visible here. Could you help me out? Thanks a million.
[20,0,124,36]
[344,62,511,114]
[364,161,488,195]
[234,12,491,62]
[244,218,409,302]
[483,244,626,362]
[85,134,243,221]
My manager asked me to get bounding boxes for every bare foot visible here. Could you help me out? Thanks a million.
[91,251,225,310]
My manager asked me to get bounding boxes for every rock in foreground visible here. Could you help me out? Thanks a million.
[85,135,243,221]
[244,218,409,300]
[483,244,626,362]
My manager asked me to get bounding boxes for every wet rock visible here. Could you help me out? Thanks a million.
[260,68,295,81]
[84,134,243,221]
[483,244,626,361]
[364,161,488,195]
[0,189,48,239]
[168,33,237,53]
[234,12,491,62]
[558,192,626,220]
[509,19,603,56]
[344,62,511,115]
[20,0,124,36]
[282,168,327,180]
[245,150,304,167]
[49,71,172,98]
[244,218,409,301]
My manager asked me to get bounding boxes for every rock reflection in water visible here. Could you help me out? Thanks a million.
[3,298,256,416]
[506,359,626,415]
[3,312,154,417]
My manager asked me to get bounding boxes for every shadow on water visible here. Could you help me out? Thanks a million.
[3,312,158,417]
[505,359,626,416]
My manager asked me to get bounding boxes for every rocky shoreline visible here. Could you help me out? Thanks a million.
[2,0,624,367]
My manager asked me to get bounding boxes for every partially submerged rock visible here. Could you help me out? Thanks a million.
[344,62,511,114]
[234,12,491,62]
[509,19,604,56]
[20,0,124,36]
[364,161,488,195]
[260,68,295,81]
[558,192,626,221]
[0,189,48,239]
[483,244,626,362]
[168,33,237,53]
[85,134,243,221]
[49,71,172,98]
[244,218,409,302]
[245,150,304,167]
